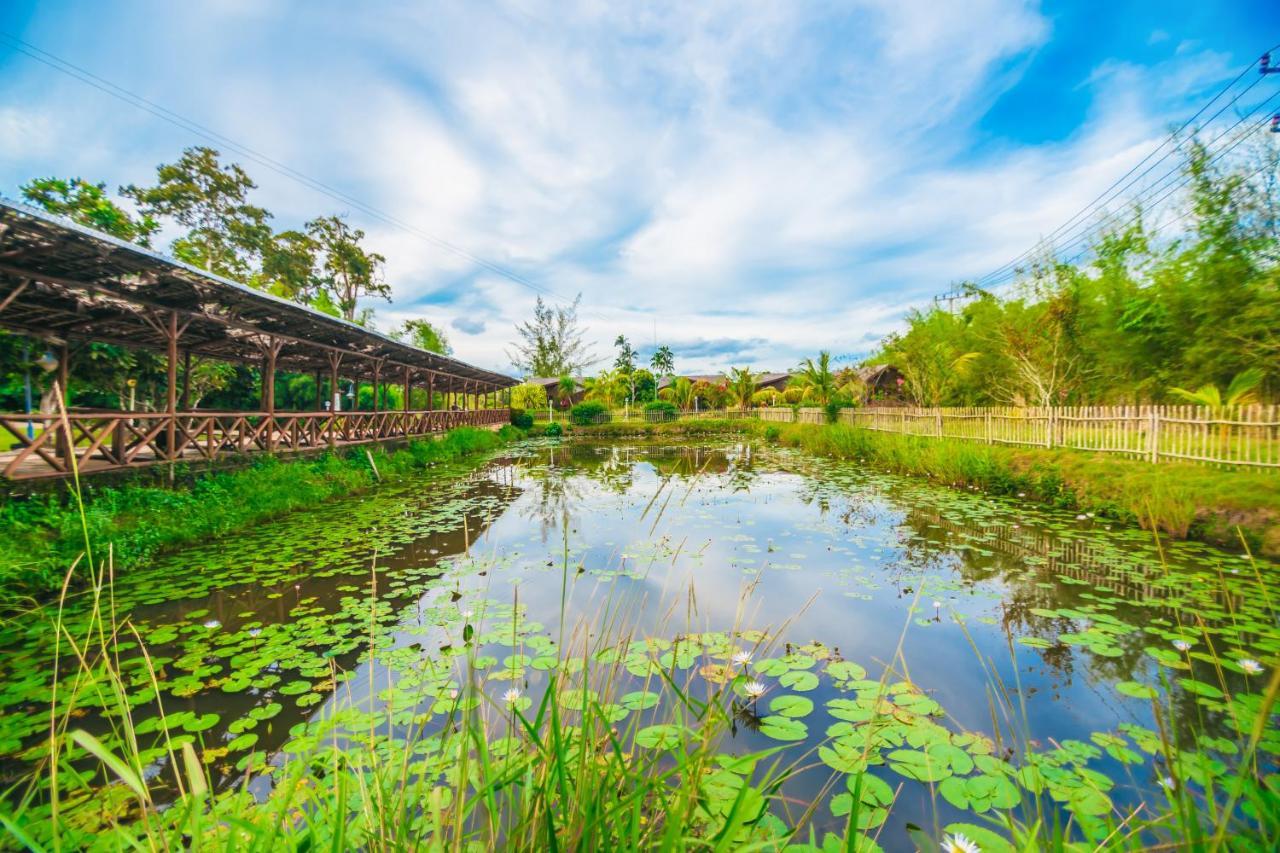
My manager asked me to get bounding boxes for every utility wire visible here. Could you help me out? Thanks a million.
[964,43,1280,294]
[0,31,622,323]
[980,91,1280,294]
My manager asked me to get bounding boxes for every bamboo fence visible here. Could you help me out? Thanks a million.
[838,404,1280,470]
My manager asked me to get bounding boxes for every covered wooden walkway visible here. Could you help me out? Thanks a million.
[0,198,516,481]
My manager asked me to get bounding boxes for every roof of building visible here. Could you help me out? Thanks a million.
[0,197,515,389]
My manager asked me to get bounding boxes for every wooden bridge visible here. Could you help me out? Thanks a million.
[0,198,515,481]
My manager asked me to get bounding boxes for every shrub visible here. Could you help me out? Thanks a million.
[544,421,564,437]
[643,400,678,422]
[510,408,534,429]
[570,401,610,425]
[509,382,548,411]
[763,425,781,441]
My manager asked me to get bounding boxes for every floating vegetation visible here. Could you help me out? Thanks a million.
[0,437,1277,849]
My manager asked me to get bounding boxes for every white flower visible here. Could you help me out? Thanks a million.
[462,610,474,620]
[203,619,221,629]
[1157,775,1176,791]
[502,688,522,705]
[743,681,766,699]
[247,628,262,638]
[932,600,942,609]
[1238,658,1264,675]
[1172,640,1191,652]
[732,651,753,666]
[1017,492,1026,497]
[1076,514,1088,520]
[942,832,981,853]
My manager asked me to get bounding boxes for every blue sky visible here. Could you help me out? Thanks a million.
[2,1,1277,374]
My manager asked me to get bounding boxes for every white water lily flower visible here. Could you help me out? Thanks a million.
[1238,658,1263,675]
[743,681,766,699]
[247,628,262,638]
[932,600,942,609]
[1172,640,1191,652]
[1076,514,1088,520]
[203,619,221,629]
[732,651,753,666]
[1017,492,1026,497]
[462,610,474,620]
[942,832,981,853]
[502,688,522,705]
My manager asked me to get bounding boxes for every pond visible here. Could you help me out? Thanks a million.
[1,437,1276,848]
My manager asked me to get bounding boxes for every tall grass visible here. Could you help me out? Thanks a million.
[0,426,525,606]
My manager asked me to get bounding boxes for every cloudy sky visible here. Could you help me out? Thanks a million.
[1,1,1276,374]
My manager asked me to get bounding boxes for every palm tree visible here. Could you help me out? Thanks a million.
[726,367,757,410]
[583,369,625,407]
[556,374,577,408]
[660,376,696,410]
[1169,368,1264,408]
[791,351,837,405]
[650,345,675,379]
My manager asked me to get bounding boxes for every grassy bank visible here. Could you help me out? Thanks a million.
[571,418,1280,556]
[0,425,524,605]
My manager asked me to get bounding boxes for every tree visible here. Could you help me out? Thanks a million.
[256,229,319,300]
[393,319,453,355]
[650,345,675,378]
[614,335,638,403]
[507,295,594,377]
[660,376,696,409]
[583,369,625,407]
[122,146,273,279]
[725,367,757,410]
[1169,368,1264,408]
[510,382,549,411]
[21,177,159,245]
[305,215,390,324]
[791,351,836,405]
[557,375,578,408]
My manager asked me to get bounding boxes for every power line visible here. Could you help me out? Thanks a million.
[959,42,1280,298]
[0,31,620,323]
[980,92,1280,295]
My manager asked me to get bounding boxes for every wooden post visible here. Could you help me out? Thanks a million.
[403,366,411,413]
[427,373,435,411]
[372,360,382,414]
[1148,406,1160,463]
[262,337,278,452]
[166,312,178,460]
[180,350,192,411]
[55,342,71,464]
[327,351,342,448]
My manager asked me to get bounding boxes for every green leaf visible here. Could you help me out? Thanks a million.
[1116,681,1158,700]
[769,695,814,718]
[758,716,808,741]
[780,670,819,691]
[886,749,951,782]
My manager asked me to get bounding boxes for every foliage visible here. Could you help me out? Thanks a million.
[1169,368,1265,408]
[643,399,678,421]
[392,319,452,355]
[614,335,639,403]
[660,376,696,409]
[753,388,782,406]
[304,215,389,323]
[20,177,159,245]
[570,401,610,425]
[582,369,626,407]
[725,367,757,409]
[121,146,273,280]
[650,344,675,378]
[509,408,534,429]
[544,421,563,437]
[507,295,594,377]
[0,427,517,603]
[556,375,578,406]
[872,135,1280,405]
[509,382,549,411]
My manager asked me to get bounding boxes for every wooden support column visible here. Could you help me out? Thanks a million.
[315,371,324,411]
[403,366,411,413]
[326,351,343,448]
[372,360,382,414]
[261,337,281,452]
[427,373,435,411]
[55,342,71,464]
[165,312,178,460]
[180,350,192,411]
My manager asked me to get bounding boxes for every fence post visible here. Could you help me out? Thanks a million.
[1148,406,1160,463]
[985,410,992,444]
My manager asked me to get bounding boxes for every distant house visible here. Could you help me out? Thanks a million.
[857,364,907,405]
[657,372,790,392]
[526,376,586,408]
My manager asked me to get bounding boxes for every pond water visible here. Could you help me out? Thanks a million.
[1,438,1276,847]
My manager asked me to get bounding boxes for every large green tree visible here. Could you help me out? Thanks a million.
[394,319,452,355]
[121,146,273,279]
[507,295,594,377]
[21,177,158,245]
[305,215,390,324]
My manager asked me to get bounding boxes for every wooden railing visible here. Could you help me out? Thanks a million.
[0,408,509,480]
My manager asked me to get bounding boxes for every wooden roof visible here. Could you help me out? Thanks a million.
[0,197,515,391]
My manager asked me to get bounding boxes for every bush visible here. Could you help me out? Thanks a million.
[763,425,781,441]
[544,421,563,437]
[643,400,678,422]
[510,408,534,429]
[509,382,548,411]
[570,401,610,425]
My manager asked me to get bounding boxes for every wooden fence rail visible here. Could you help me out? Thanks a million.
[837,404,1280,470]
[0,408,509,481]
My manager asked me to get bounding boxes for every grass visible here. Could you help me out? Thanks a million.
[3,537,1277,850]
[0,425,526,607]
[570,418,1280,557]
[0,425,1277,850]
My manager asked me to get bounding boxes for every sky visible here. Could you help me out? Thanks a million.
[2,1,1278,375]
